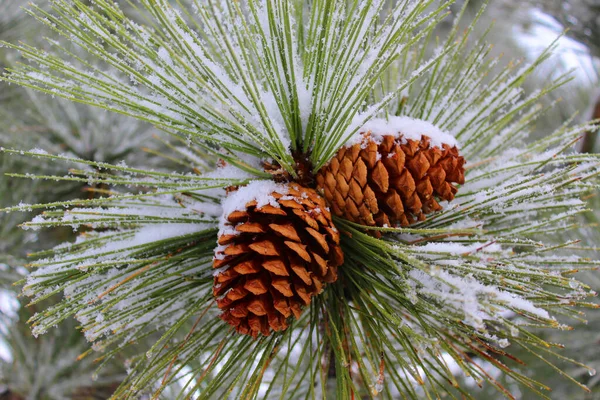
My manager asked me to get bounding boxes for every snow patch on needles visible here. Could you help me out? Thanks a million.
[409,268,551,331]
[26,212,214,339]
[346,116,458,149]
[205,163,255,181]
[28,148,49,156]
[418,242,502,255]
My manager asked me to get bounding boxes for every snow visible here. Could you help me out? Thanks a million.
[346,116,458,149]
[409,268,551,331]
[204,163,254,181]
[218,180,289,236]
[0,289,20,362]
[518,9,595,81]
[418,242,502,255]
[28,148,49,155]
[220,180,288,217]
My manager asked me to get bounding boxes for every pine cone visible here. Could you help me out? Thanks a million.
[214,182,344,338]
[316,133,465,236]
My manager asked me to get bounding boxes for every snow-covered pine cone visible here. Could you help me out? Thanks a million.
[214,182,344,338]
[316,130,465,237]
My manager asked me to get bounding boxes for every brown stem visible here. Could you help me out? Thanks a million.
[581,95,600,154]
[262,150,315,187]
[0,389,25,400]
[327,347,337,378]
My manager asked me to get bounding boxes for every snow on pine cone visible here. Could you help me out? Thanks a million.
[214,181,344,338]
[316,119,465,237]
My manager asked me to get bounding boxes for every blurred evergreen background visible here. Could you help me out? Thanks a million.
[0,1,598,398]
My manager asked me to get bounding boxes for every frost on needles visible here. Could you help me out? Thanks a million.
[0,0,599,399]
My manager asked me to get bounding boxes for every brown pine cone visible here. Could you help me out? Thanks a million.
[214,182,344,338]
[316,132,465,236]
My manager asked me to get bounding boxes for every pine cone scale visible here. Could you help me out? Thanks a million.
[244,276,269,295]
[291,262,312,284]
[263,258,289,276]
[236,222,266,233]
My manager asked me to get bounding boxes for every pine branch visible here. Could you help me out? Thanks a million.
[0,1,599,399]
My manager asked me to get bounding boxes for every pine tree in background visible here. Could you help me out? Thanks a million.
[0,1,47,45]
[0,1,34,105]
[1,1,600,399]
[477,0,600,153]
[0,147,128,400]
[0,2,174,398]
[0,284,126,400]
[528,0,600,59]
[445,2,600,396]
[535,0,600,154]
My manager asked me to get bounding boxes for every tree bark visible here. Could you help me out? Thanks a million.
[581,94,600,154]
[0,389,25,400]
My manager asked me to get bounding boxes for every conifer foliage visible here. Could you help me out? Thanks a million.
[1,0,600,398]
